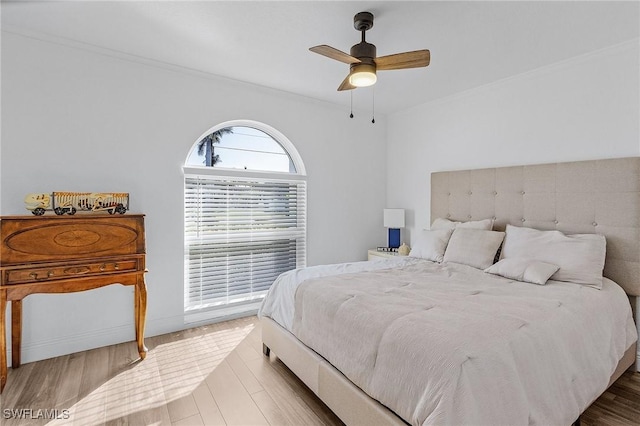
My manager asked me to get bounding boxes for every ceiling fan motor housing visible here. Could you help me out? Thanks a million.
[351,12,376,65]
[350,42,376,63]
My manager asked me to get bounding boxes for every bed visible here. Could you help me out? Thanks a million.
[259,157,640,425]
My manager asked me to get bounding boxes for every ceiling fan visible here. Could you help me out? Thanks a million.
[310,11,430,91]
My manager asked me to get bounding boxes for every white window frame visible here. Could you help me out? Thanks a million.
[183,120,306,324]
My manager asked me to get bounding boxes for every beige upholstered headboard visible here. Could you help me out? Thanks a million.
[431,157,640,296]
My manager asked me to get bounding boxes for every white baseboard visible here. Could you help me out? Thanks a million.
[7,322,134,367]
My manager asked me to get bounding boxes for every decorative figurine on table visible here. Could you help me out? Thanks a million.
[24,193,52,216]
[24,192,129,216]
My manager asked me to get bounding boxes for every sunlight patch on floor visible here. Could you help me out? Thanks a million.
[47,319,256,425]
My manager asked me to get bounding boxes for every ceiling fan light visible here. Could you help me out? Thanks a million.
[349,64,377,87]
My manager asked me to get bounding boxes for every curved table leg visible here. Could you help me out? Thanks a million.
[134,277,148,359]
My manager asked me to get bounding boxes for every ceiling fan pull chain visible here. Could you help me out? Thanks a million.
[371,88,375,124]
[350,91,354,118]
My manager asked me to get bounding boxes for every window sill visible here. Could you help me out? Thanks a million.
[184,300,262,326]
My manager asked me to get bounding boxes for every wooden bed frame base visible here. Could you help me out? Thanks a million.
[261,316,637,426]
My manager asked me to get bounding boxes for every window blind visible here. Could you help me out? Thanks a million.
[184,175,306,311]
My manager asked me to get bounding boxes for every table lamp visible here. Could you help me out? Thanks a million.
[383,208,405,249]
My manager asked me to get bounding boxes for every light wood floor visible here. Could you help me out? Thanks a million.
[1,316,638,426]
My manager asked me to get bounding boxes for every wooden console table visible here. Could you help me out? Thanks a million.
[0,214,148,393]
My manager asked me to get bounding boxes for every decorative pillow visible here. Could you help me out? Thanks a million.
[443,228,505,270]
[408,229,454,262]
[484,258,560,285]
[431,217,494,231]
[500,225,606,288]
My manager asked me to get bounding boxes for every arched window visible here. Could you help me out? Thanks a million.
[183,120,306,320]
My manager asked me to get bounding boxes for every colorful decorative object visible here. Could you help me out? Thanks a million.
[24,192,129,216]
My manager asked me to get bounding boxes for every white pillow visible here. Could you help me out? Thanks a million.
[443,228,505,270]
[431,217,494,231]
[500,225,606,288]
[484,258,560,285]
[408,229,453,262]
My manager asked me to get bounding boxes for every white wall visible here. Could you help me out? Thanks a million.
[3,29,638,368]
[0,33,388,363]
[387,40,640,233]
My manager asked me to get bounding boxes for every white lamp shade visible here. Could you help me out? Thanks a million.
[383,209,405,228]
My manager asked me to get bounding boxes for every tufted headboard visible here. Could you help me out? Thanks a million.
[431,157,640,296]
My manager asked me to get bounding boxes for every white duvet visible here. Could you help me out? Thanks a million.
[259,258,637,426]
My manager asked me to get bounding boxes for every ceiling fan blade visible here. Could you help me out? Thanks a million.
[337,74,356,91]
[375,49,430,70]
[310,45,361,65]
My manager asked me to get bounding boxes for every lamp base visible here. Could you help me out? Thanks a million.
[388,228,401,249]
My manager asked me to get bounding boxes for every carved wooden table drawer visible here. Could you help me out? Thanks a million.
[0,214,148,393]
[4,257,142,285]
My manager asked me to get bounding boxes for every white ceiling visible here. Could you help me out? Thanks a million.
[2,1,638,115]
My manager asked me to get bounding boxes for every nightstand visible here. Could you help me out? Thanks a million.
[367,249,400,260]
